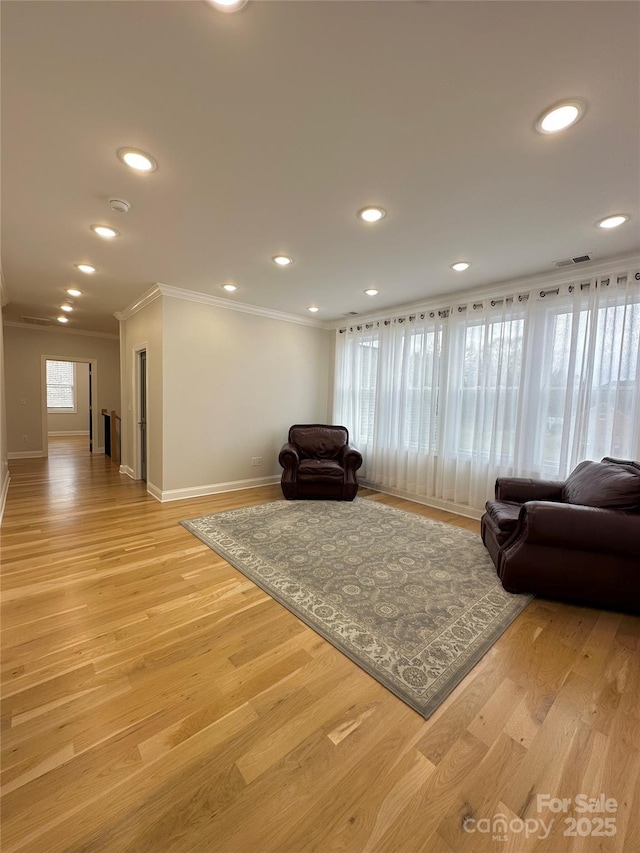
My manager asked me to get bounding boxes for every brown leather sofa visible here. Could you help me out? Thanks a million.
[481,457,640,613]
[279,424,363,500]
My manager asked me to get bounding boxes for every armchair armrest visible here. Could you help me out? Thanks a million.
[278,442,300,470]
[339,443,363,471]
[495,477,564,502]
[516,501,640,557]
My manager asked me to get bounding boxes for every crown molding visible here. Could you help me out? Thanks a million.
[114,285,161,322]
[155,283,331,329]
[327,252,640,329]
[115,283,331,329]
[2,320,119,340]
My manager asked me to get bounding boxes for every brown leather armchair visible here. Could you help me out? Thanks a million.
[279,424,362,501]
[481,457,640,613]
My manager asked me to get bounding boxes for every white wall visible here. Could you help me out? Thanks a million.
[161,296,331,495]
[3,324,120,455]
[119,295,163,489]
[119,292,332,499]
[47,361,90,434]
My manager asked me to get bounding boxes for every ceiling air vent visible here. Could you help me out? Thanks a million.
[21,316,51,326]
[343,311,359,316]
[555,254,592,268]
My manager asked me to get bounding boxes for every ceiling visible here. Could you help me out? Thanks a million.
[2,0,639,335]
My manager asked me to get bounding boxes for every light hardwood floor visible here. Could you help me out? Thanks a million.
[1,436,639,852]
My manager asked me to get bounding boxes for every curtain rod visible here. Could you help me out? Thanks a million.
[338,272,637,334]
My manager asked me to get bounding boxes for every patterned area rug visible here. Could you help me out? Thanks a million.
[181,499,532,717]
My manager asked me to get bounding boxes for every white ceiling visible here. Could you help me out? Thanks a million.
[2,0,639,335]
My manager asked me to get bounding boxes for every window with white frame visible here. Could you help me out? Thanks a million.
[46,360,77,412]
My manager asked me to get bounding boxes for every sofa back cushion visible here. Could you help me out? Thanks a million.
[563,459,640,511]
[289,424,348,459]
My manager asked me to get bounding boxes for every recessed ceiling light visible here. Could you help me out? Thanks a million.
[535,100,585,134]
[205,0,248,11]
[75,264,97,274]
[596,214,629,230]
[117,148,157,172]
[60,304,73,312]
[66,288,82,297]
[273,255,293,266]
[451,262,470,272]
[57,316,69,324]
[90,224,119,239]
[308,306,320,313]
[222,283,237,292]
[364,288,379,296]
[357,206,386,223]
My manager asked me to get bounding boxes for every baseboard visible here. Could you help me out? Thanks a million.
[360,479,483,521]
[95,446,105,455]
[119,465,135,479]
[8,450,45,459]
[151,474,280,503]
[146,481,163,502]
[47,431,90,436]
[0,469,10,526]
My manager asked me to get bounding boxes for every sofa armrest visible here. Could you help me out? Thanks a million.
[515,501,640,557]
[339,443,363,471]
[278,442,300,470]
[495,477,565,502]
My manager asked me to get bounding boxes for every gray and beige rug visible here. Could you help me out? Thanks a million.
[181,498,532,717]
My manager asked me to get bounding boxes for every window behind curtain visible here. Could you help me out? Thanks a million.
[46,360,76,411]
[334,272,639,512]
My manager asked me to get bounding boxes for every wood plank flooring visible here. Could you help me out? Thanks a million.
[1,436,639,852]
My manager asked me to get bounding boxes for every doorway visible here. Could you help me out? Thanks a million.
[41,356,99,459]
[138,349,147,482]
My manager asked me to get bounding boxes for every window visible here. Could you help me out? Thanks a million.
[46,360,77,412]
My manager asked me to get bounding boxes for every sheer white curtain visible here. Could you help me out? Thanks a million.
[333,322,380,471]
[523,274,640,477]
[334,269,640,514]
[368,313,445,497]
[438,298,531,509]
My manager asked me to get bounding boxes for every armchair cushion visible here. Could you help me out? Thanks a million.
[562,459,640,511]
[290,425,347,459]
[483,500,521,545]
[298,459,345,481]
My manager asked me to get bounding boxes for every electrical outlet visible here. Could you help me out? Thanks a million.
[22,434,28,443]
[251,456,263,467]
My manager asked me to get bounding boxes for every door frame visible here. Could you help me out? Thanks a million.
[132,343,148,481]
[40,355,99,458]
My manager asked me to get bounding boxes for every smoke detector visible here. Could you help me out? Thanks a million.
[108,197,131,214]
